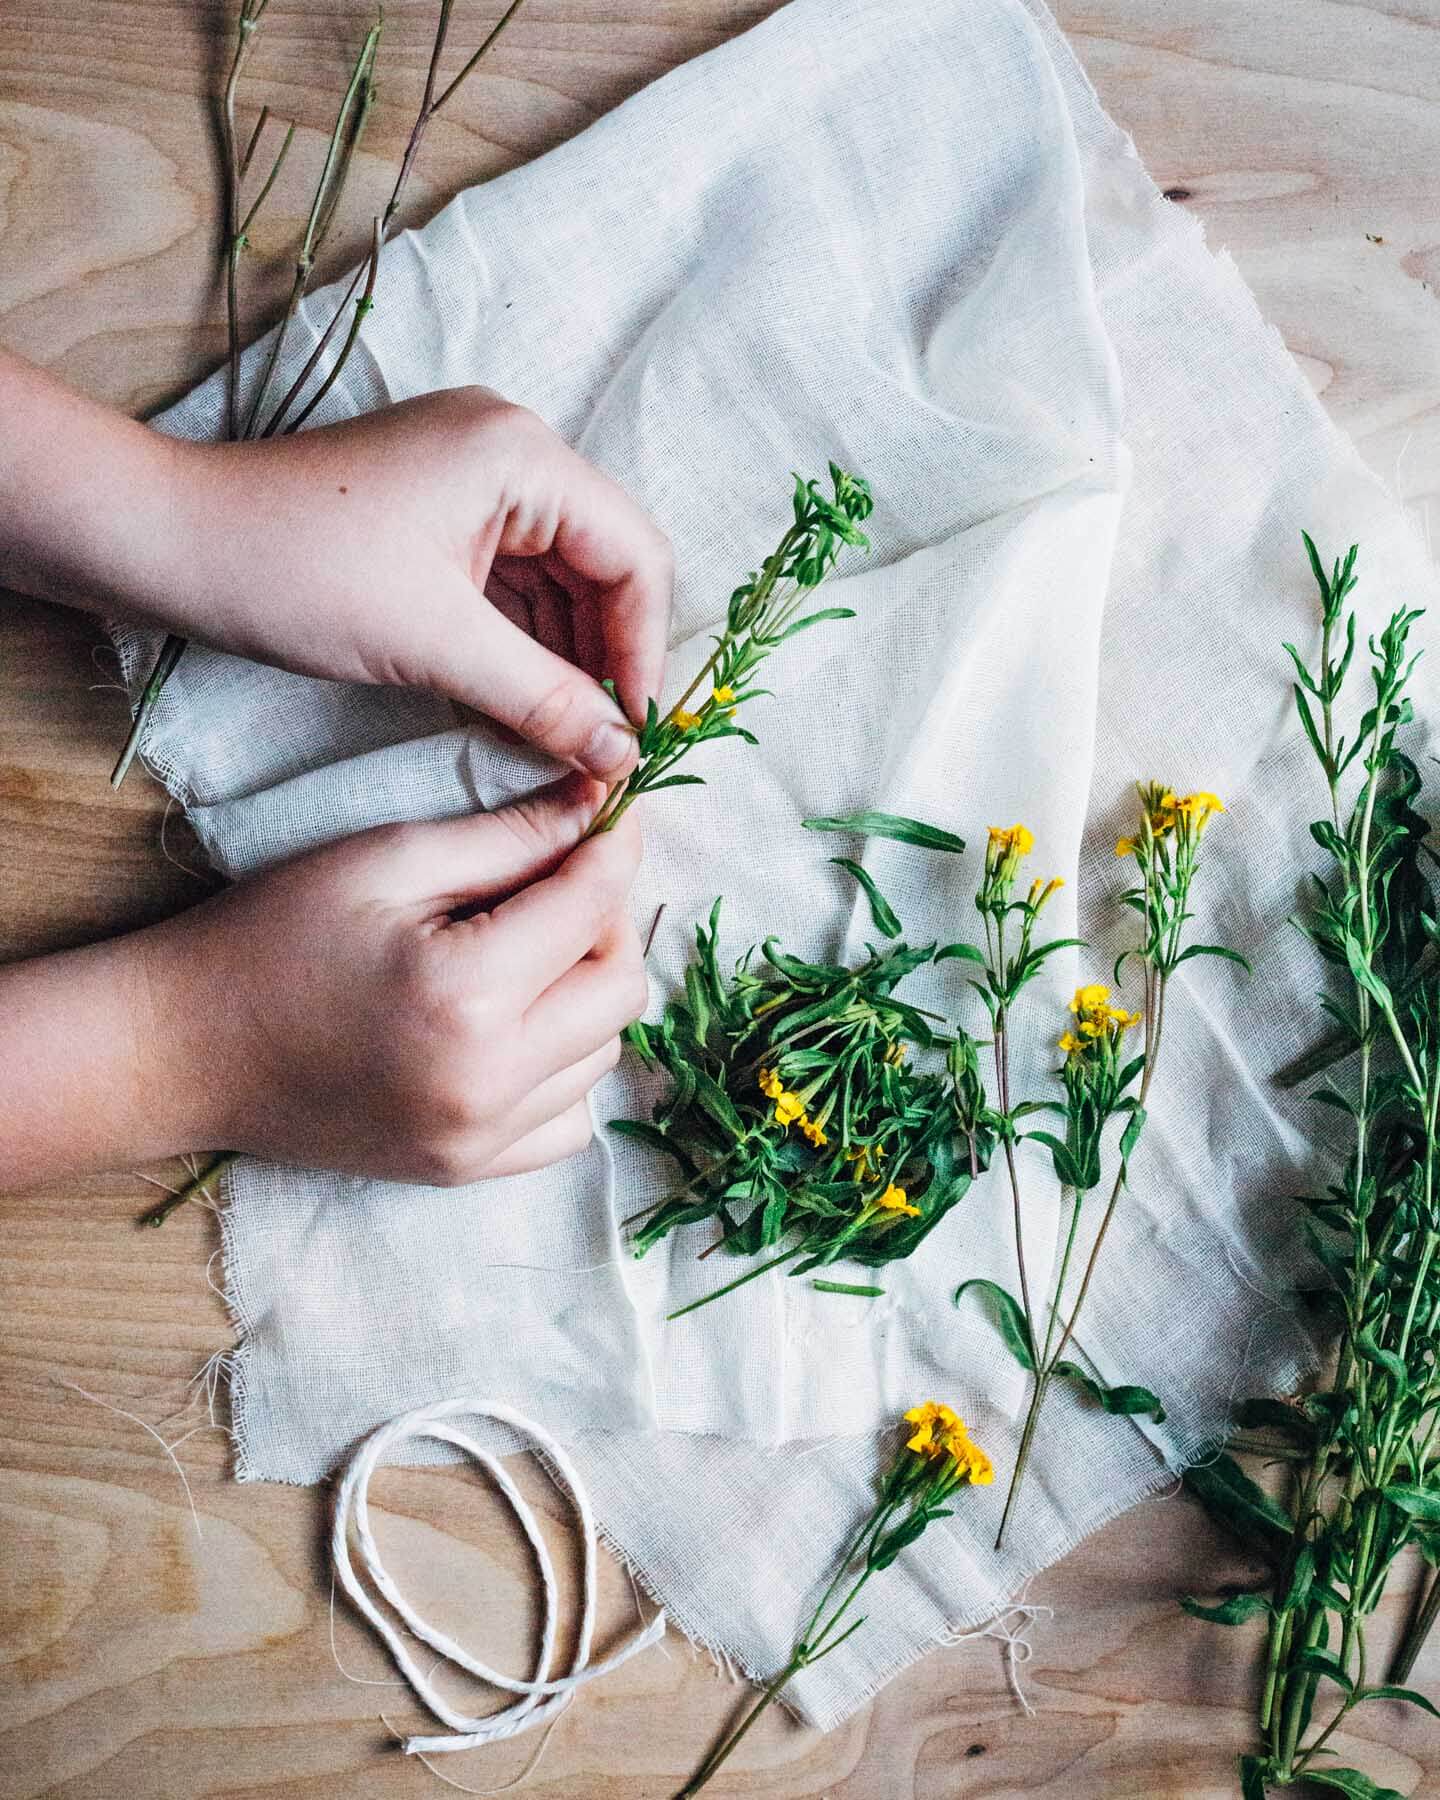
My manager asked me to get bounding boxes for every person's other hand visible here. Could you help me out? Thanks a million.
[141,774,646,1184]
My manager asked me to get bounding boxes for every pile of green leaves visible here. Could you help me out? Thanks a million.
[615,815,997,1318]
[1183,539,1440,1800]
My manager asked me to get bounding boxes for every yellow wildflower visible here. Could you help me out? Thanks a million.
[671,706,702,732]
[1027,875,1064,908]
[987,822,1035,859]
[1057,1030,1085,1055]
[1115,836,1136,858]
[774,1091,805,1127]
[800,1115,829,1149]
[712,684,736,706]
[876,1182,920,1218]
[953,1438,995,1486]
[884,1041,908,1065]
[757,1067,784,1100]
[1175,790,1226,833]
[903,1400,962,1455]
[1070,982,1111,1015]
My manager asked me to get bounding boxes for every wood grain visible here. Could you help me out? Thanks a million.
[3,2,1440,1795]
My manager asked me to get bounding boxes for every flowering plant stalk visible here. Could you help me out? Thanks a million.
[584,464,873,837]
[1183,540,1439,1800]
[111,0,527,789]
[674,1403,995,1798]
[958,789,1241,1547]
[618,817,994,1317]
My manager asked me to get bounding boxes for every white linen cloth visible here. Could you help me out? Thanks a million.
[112,0,1437,1726]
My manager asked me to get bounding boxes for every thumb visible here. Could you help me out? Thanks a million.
[383,773,608,912]
[448,601,641,780]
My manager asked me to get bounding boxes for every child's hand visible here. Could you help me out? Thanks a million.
[0,356,672,782]
[0,777,648,1189]
[161,387,673,780]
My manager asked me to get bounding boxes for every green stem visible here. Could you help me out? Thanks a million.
[666,1246,801,1320]
[110,631,187,788]
[139,1152,239,1226]
[994,1371,1048,1552]
[674,1652,804,1798]
[1391,1562,1440,1686]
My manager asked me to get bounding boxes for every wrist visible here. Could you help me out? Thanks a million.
[0,351,196,626]
[0,919,224,1192]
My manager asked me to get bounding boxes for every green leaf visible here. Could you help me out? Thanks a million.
[1024,1129,1084,1191]
[1119,1105,1148,1166]
[1356,1685,1440,1718]
[1355,1328,1408,1386]
[829,857,902,938]
[1180,1590,1272,1626]
[1282,1543,1316,1613]
[1174,943,1254,973]
[802,811,966,855]
[954,1277,1034,1370]
[1293,1646,1353,1691]
[606,1118,694,1174]
[776,606,856,640]
[1233,1397,1317,1446]
[1054,1361,1166,1422]
[812,1280,886,1298]
[1239,1754,1273,1800]
[1343,933,1393,1009]
[643,773,708,793]
[1304,1768,1406,1799]
[1183,1454,1294,1555]
[934,941,987,965]
[1382,1484,1440,1526]
[690,1068,746,1141]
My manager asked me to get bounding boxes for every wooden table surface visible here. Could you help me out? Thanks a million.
[3,2,1439,1795]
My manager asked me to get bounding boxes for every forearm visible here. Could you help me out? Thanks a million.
[0,348,196,627]
[0,925,216,1191]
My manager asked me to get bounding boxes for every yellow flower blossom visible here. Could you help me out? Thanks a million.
[903,1400,962,1455]
[953,1439,995,1485]
[1028,875,1064,908]
[987,823,1035,859]
[800,1115,829,1149]
[876,1182,920,1217]
[712,684,736,706]
[1070,982,1111,1015]
[884,1041,908,1065]
[1175,790,1226,833]
[901,1403,993,1485]
[1057,1030,1085,1055]
[671,707,702,732]
[757,1067,784,1100]
[1115,836,1136,858]
[774,1091,805,1127]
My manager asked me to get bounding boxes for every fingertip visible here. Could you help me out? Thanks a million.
[579,716,639,781]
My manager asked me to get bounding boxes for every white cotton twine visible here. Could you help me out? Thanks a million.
[331,1396,667,1756]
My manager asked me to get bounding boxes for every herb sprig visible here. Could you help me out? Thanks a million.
[676,1403,995,1797]
[1183,541,1438,1800]
[585,464,873,837]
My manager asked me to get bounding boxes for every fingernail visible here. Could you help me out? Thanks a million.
[581,720,635,777]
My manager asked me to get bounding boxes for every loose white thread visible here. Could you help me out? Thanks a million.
[58,1378,205,1543]
[940,1589,1054,1718]
[331,1396,667,1757]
